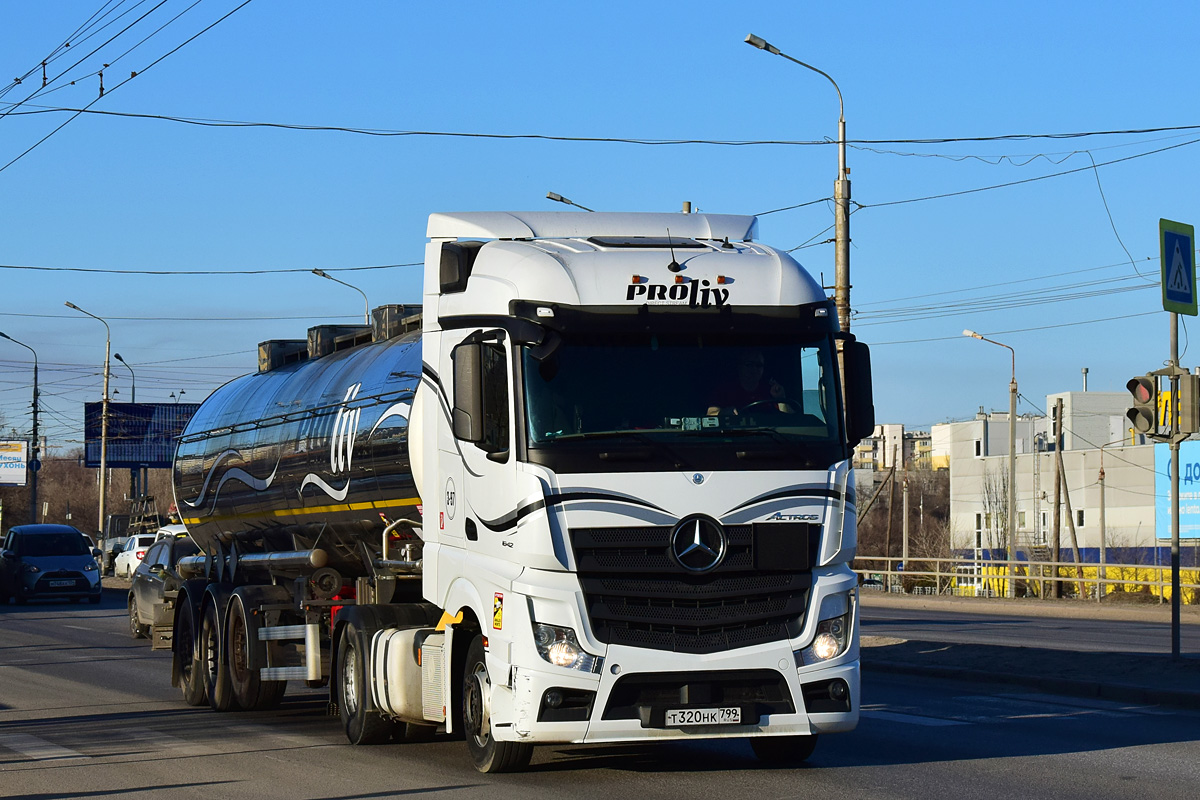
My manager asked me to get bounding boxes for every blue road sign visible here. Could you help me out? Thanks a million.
[1161,219,1196,316]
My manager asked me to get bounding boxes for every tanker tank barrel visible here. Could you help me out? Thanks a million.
[176,548,330,578]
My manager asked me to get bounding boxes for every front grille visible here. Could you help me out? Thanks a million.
[570,523,815,654]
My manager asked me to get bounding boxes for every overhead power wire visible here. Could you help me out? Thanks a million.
[0,0,255,175]
[0,261,419,275]
[6,104,1200,148]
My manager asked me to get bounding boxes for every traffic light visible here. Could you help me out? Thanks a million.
[1127,375,1158,434]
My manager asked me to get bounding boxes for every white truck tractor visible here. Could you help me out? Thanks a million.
[167,211,874,772]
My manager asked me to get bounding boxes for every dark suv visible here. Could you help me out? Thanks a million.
[0,524,103,604]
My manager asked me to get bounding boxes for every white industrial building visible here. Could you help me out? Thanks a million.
[931,392,1158,560]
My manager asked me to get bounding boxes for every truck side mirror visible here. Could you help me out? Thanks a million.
[844,340,875,447]
[452,342,484,443]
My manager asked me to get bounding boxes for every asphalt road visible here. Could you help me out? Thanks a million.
[3,588,1200,799]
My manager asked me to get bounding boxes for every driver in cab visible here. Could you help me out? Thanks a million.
[707,351,788,416]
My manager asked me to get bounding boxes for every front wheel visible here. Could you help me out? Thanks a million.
[461,634,532,773]
[749,734,819,764]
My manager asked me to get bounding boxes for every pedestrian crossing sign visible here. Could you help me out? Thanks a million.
[1161,218,1196,316]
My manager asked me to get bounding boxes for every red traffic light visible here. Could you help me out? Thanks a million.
[1126,375,1159,434]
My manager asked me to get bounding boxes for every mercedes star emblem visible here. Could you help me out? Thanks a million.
[670,516,727,573]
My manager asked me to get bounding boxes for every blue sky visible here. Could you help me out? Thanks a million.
[2,1,1198,453]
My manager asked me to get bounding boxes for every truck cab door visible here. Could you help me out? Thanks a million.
[448,330,517,552]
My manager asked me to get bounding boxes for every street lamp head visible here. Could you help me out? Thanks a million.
[547,191,564,203]
[114,352,126,364]
[0,331,10,341]
[963,329,983,340]
[744,33,780,55]
[64,301,80,311]
[312,268,331,279]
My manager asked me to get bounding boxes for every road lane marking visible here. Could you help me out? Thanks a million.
[0,733,89,761]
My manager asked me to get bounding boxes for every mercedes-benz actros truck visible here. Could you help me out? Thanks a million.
[165,211,874,772]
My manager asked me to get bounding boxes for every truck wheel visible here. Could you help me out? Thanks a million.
[199,601,241,712]
[226,598,286,711]
[461,634,532,773]
[337,622,394,744]
[749,734,819,764]
[128,596,149,638]
[177,601,208,706]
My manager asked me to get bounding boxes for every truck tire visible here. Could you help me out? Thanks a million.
[128,596,149,638]
[176,600,208,706]
[461,634,532,773]
[749,734,819,764]
[226,597,286,711]
[199,600,241,712]
[337,622,394,744]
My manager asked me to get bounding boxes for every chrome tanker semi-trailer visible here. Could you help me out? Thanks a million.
[168,211,875,773]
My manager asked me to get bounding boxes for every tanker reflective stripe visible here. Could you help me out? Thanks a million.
[180,495,420,527]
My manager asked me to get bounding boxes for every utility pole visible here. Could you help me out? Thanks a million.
[1056,447,1086,598]
[901,466,910,594]
[885,445,898,589]
[1051,398,1064,599]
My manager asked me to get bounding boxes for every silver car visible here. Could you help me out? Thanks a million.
[0,524,103,604]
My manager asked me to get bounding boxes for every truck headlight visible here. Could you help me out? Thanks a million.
[796,591,853,666]
[532,623,603,673]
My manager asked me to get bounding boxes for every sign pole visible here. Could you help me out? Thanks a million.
[1169,311,1181,659]
[1159,218,1193,659]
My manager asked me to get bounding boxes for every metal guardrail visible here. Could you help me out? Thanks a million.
[854,556,1200,604]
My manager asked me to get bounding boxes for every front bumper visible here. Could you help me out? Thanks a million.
[492,641,859,744]
[17,571,102,601]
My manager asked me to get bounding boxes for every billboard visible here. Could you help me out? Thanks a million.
[84,403,200,468]
[1154,441,1200,540]
[0,440,27,486]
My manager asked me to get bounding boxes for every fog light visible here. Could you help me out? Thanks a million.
[544,690,564,708]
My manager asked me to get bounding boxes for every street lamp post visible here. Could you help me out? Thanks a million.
[546,191,595,212]
[0,332,39,523]
[65,302,111,537]
[964,329,1018,598]
[114,352,138,498]
[744,33,850,335]
[311,269,369,325]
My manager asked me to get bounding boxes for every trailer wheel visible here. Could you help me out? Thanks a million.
[749,734,819,764]
[227,598,286,711]
[128,596,149,639]
[199,601,241,712]
[461,634,532,773]
[176,600,207,706]
[337,622,393,744]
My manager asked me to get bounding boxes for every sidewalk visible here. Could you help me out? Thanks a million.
[859,592,1200,710]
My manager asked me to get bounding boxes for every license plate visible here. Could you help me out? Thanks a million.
[49,580,75,588]
[664,707,741,726]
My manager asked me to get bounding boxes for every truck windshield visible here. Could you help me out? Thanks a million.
[521,330,843,471]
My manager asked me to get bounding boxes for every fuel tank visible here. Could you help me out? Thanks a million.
[173,329,422,570]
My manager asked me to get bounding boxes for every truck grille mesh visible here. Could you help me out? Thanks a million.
[569,524,814,654]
